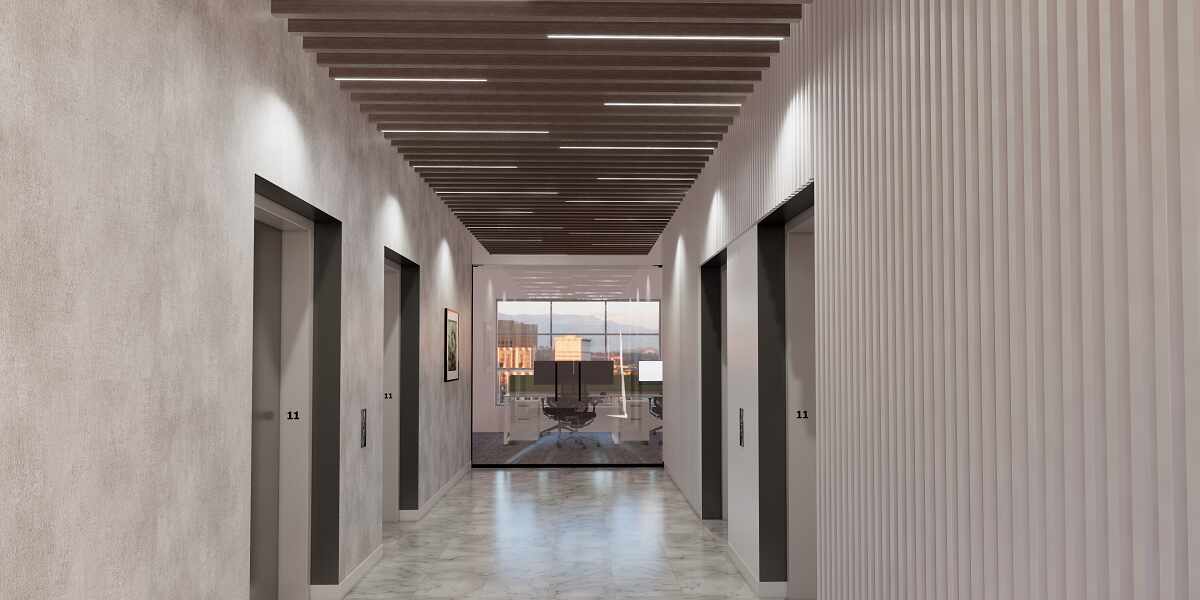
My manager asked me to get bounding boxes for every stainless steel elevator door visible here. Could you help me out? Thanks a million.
[252,221,282,600]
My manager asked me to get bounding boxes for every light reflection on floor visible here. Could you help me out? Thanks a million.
[347,468,755,599]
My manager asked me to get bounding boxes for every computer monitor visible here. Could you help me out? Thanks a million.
[638,360,664,382]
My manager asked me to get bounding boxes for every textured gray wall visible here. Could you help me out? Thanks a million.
[0,1,473,598]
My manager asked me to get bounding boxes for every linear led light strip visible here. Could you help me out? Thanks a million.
[471,226,564,229]
[478,239,542,242]
[414,165,518,169]
[455,210,534,215]
[561,146,715,151]
[566,200,680,204]
[595,177,694,181]
[335,77,488,82]
[384,129,549,134]
[605,102,741,108]
[547,34,785,42]
[575,232,661,236]
[594,218,670,221]
[438,191,559,195]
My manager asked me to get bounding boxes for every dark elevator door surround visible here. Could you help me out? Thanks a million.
[254,175,343,587]
[386,248,421,512]
[251,222,282,600]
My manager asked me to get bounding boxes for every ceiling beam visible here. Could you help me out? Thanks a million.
[303,37,779,55]
[328,67,762,81]
[354,92,747,105]
[272,2,808,22]
[289,19,793,38]
[339,81,757,94]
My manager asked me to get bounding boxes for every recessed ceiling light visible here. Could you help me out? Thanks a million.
[595,177,695,181]
[335,77,488,82]
[594,218,669,221]
[546,34,786,42]
[384,130,549,134]
[438,191,559,195]
[560,146,715,151]
[414,165,519,169]
[604,102,742,108]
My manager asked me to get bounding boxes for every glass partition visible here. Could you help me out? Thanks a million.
[475,299,663,466]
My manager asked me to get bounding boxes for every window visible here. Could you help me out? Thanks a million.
[495,300,661,404]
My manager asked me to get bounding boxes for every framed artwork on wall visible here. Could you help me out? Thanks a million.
[444,308,460,382]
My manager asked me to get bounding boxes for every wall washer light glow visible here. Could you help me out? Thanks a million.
[547,34,785,42]
[413,165,518,169]
[595,177,695,181]
[604,102,742,108]
[383,129,549,134]
[334,77,489,82]
[438,191,559,195]
[560,146,715,151]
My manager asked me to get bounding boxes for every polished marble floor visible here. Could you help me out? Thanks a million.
[348,468,756,599]
[471,432,664,466]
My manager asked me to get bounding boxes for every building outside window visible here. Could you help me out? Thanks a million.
[496,300,661,405]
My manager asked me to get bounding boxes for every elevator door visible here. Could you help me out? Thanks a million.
[252,221,282,600]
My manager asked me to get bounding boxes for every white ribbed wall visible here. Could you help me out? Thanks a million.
[659,0,1200,597]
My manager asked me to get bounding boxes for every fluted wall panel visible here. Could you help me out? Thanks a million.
[659,0,1198,597]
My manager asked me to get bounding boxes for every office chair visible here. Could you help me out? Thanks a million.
[539,361,601,448]
[648,395,663,446]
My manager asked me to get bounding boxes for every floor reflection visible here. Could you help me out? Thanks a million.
[348,468,754,599]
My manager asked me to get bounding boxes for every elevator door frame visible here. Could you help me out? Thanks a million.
[255,196,314,600]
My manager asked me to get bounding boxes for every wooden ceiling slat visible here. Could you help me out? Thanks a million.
[274,1,804,254]
[316,52,771,69]
[369,114,734,125]
[328,67,762,81]
[304,37,779,55]
[385,125,729,134]
[272,1,809,22]
[355,93,747,104]
[391,136,724,144]
[419,173,701,179]
[339,81,757,94]
[359,104,741,116]
[289,19,793,38]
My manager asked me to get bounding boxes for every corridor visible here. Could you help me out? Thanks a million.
[347,469,753,599]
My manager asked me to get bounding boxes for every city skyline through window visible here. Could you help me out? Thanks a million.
[496,300,661,404]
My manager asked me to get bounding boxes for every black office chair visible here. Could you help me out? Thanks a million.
[648,396,663,446]
[539,361,600,448]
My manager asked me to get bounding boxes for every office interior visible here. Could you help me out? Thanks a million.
[4,1,1197,600]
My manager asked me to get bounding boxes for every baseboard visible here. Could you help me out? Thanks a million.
[726,542,757,593]
[391,463,469,522]
[756,580,788,598]
[725,543,789,598]
[663,465,704,519]
[309,544,382,600]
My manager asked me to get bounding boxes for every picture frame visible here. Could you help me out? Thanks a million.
[444,308,460,382]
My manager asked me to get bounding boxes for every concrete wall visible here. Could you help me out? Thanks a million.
[0,2,473,598]
[658,0,1200,596]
